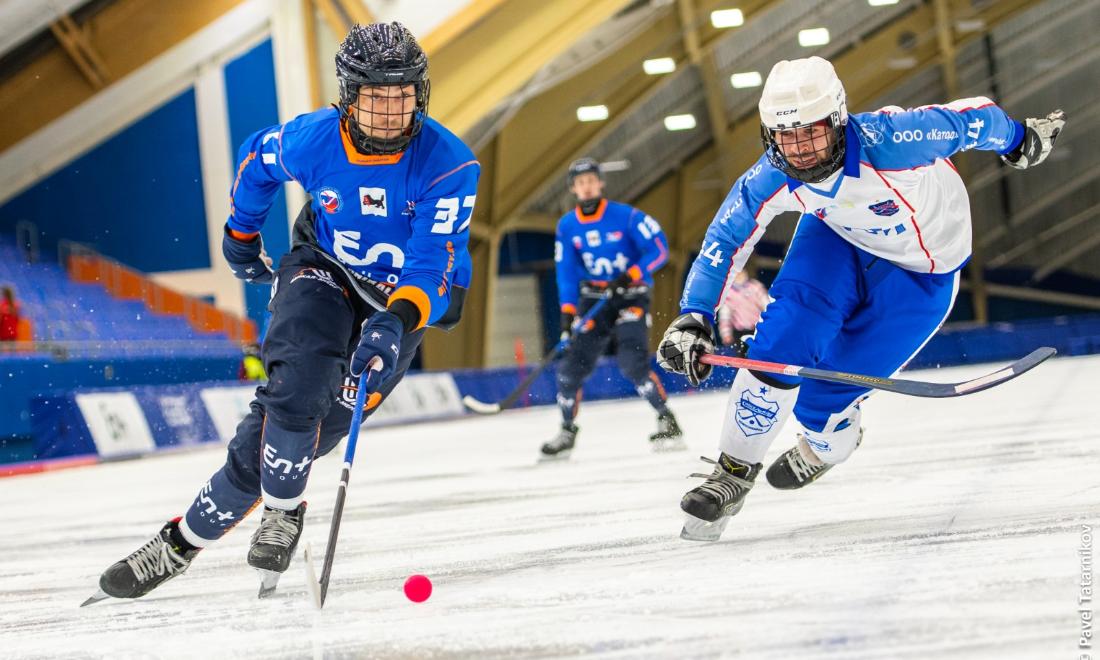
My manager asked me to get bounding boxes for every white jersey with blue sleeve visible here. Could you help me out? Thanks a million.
[680,96,1024,319]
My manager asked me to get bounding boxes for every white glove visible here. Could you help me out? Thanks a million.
[657,313,715,387]
[1002,110,1065,170]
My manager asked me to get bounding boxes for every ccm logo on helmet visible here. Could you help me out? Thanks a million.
[776,109,798,116]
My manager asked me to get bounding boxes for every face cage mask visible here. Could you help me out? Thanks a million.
[761,115,846,184]
[339,80,430,155]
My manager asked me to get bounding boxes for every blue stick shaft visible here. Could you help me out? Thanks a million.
[342,373,370,467]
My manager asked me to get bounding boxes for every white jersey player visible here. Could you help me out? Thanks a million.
[657,56,1065,541]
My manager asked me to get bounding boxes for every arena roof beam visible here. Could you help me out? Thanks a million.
[0,0,244,153]
[48,13,110,90]
[677,0,737,182]
[311,0,374,40]
[428,0,634,138]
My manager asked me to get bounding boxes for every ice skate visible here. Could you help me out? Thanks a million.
[539,424,579,461]
[766,429,863,490]
[679,453,761,542]
[249,503,306,597]
[649,412,686,452]
[82,518,199,606]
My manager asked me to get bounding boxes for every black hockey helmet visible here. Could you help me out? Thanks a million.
[566,157,603,186]
[335,22,430,155]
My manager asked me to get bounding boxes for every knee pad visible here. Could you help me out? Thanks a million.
[800,407,863,465]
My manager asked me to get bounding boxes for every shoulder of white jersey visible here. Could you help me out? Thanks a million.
[414,117,479,190]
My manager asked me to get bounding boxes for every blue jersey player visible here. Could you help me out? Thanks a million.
[88,23,479,602]
[657,57,1065,541]
[540,158,684,460]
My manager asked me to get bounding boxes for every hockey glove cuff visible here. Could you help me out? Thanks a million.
[658,312,716,387]
[608,272,634,300]
[1002,110,1065,170]
[222,225,274,284]
[351,311,404,393]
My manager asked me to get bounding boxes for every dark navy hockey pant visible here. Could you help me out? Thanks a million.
[180,247,422,544]
[556,293,668,425]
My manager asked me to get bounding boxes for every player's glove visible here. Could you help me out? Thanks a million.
[657,312,715,387]
[222,225,274,284]
[608,272,635,301]
[1002,110,1065,170]
[351,311,404,393]
[559,311,576,342]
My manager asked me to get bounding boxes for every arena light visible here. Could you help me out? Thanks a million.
[729,71,763,88]
[710,8,744,28]
[664,114,697,131]
[576,105,609,122]
[867,0,899,6]
[798,28,830,47]
[643,57,676,75]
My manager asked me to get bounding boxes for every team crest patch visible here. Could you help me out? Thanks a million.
[359,187,387,217]
[318,188,342,214]
[585,230,601,247]
[868,199,900,217]
[605,231,623,242]
[735,387,780,436]
[858,120,885,146]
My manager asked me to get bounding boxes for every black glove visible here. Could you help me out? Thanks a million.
[1002,110,1065,170]
[222,225,274,284]
[608,272,635,301]
[657,312,716,387]
[351,311,404,393]
[559,311,576,342]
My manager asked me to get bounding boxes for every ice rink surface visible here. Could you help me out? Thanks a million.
[2,355,1097,659]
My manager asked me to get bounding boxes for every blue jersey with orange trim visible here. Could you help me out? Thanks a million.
[554,199,669,311]
[680,97,1025,320]
[228,107,479,326]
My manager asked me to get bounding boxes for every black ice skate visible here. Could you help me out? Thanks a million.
[81,518,200,606]
[766,429,863,490]
[648,412,686,452]
[679,453,761,542]
[539,424,579,461]
[249,502,306,598]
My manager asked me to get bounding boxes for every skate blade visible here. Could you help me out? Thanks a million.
[302,542,323,609]
[680,513,730,542]
[537,450,572,463]
[80,588,111,607]
[649,437,687,453]
[257,569,282,599]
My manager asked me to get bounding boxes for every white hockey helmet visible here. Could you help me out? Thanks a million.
[758,57,848,183]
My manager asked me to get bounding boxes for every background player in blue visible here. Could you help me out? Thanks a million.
[89,23,479,601]
[657,57,1065,541]
[541,158,683,460]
